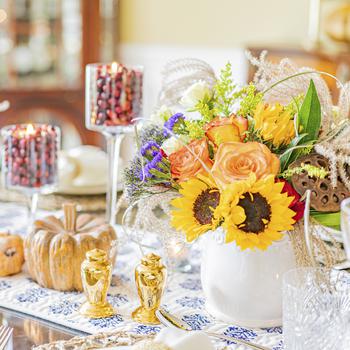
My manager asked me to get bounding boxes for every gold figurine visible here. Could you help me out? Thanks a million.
[132,253,167,324]
[80,249,115,318]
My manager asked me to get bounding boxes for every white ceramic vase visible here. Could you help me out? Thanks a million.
[201,231,296,328]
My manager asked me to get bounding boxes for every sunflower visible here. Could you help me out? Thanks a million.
[214,175,295,250]
[171,175,220,242]
[253,102,295,148]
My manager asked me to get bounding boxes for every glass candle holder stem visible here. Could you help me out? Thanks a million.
[27,192,39,226]
[104,132,125,227]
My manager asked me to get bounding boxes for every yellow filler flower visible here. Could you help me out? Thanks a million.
[214,175,295,250]
[171,175,220,242]
[253,102,295,148]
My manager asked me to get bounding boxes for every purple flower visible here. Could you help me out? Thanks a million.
[163,113,184,137]
[140,141,160,157]
[139,152,164,180]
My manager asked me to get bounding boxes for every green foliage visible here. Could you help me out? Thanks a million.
[172,118,189,136]
[279,80,321,171]
[158,108,173,122]
[184,120,206,139]
[285,94,304,117]
[235,84,263,117]
[310,210,341,231]
[183,62,262,139]
[193,97,215,122]
[298,80,321,142]
[281,163,328,180]
[213,62,237,117]
[279,134,309,171]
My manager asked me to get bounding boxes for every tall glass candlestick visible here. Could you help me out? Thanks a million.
[85,62,143,226]
[1,123,60,225]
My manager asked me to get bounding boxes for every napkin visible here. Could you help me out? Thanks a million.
[132,328,214,350]
[58,145,109,188]
[157,328,213,349]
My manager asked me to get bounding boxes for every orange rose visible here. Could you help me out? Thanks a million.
[169,138,212,182]
[212,141,280,187]
[204,114,248,146]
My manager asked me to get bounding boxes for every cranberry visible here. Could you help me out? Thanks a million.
[89,63,142,128]
[3,125,58,189]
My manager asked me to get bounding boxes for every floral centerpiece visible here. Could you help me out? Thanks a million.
[124,61,347,327]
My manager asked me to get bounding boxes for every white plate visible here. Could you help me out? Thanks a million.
[56,184,107,195]
[55,182,123,196]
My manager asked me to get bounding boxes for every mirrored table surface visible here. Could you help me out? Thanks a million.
[0,307,85,349]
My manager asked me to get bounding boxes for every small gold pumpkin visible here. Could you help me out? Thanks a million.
[0,233,24,276]
[24,203,117,291]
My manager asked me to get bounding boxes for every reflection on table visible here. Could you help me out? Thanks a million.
[0,307,83,349]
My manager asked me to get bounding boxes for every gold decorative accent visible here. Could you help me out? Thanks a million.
[0,233,24,277]
[63,202,77,232]
[132,253,166,324]
[80,249,115,318]
[32,331,154,350]
[24,202,117,292]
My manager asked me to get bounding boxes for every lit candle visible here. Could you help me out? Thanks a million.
[26,124,35,135]
[167,238,188,260]
[111,61,118,75]
[1,124,60,190]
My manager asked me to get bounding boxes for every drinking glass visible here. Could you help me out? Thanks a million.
[283,267,350,350]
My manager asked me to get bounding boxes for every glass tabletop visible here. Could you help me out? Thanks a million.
[0,307,86,349]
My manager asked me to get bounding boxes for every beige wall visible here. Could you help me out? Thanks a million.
[119,0,310,47]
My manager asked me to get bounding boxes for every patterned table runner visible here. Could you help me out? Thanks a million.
[0,203,283,349]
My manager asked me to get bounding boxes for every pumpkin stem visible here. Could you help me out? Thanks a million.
[63,203,77,232]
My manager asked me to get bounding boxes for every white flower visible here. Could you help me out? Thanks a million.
[180,80,212,109]
[150,105,173,124]
[184,111,203,121]
[161,135,190,156]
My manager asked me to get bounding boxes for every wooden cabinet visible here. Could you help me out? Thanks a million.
[0,0,119,147]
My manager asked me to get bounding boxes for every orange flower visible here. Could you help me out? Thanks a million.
[169,138,212,182]
[212,141,280,187]
[204,114,248,146]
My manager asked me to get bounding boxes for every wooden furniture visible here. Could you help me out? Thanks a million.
[0,0,119,147]
[247,46,350,102]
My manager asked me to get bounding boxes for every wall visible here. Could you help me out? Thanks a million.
[119,0,310,47]
[118,0,311,117]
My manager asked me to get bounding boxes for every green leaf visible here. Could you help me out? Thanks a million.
[298,80,321,143]
[279,133,309,171]
[310,210,341,231]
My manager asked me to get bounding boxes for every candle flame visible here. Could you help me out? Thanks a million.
[170,240,182,256]
[111,62,118,74]
[26,124,35,135]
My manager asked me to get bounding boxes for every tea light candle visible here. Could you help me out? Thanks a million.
[2,124,60,191]
[86,62,143,129]
[167,238,190,261]
[166,237,192,273]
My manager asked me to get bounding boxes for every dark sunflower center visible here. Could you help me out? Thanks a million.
[238,192,271,234]
[193,189,220,225]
